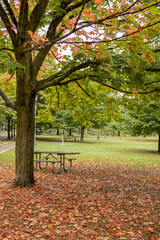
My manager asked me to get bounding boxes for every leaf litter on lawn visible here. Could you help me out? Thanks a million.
[0,161,160,239]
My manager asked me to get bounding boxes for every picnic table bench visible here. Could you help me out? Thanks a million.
[34,151,80,173]
[64,136,77,141]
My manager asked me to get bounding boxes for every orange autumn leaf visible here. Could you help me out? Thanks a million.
[95,0,103,4]
[27,30,33,37]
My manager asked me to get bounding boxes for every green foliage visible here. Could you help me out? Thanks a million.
[125,100,160,136]
[0,52,24,75]
[0,36,25,75]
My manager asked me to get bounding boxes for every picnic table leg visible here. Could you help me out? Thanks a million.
[63,156,72,171]
[39,153,48,169]
[34,153,38,169]
[62,155,65,171]
[52,155,62,173]
[51,162,55,173]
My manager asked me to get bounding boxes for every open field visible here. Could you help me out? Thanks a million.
[0,136,159,239]
[0,135,159,166]
[34,135,160,167]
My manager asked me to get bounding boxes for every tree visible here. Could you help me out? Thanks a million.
[43,80,123,140]
[0,73,16,138]
[0,0,160,187]
[124,99,160,152]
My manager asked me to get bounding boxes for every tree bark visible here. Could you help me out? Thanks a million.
[11,118,14,138]
[7,118,11,139]
[13,59,36,187]
[56,128,59,135]
[158,133,160,153]
[14,92,35,187]
[69,129,72,136]
[80,126,85,141]
[13,121,16,137]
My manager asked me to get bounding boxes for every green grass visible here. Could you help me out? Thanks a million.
[0,136,159,167]
[35,135,160,167]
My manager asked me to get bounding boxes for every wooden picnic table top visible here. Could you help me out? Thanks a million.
[34,151,80,155]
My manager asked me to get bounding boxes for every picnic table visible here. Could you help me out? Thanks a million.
[34,151,80,173]
[64,136,77,141]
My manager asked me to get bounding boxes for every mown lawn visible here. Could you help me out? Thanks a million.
[0,136,159,239]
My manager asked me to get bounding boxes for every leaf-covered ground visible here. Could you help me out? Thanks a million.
[0,162,160,240]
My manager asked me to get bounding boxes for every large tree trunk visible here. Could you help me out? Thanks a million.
[13,58,36,187]
[14,93,36,187]
[158,133,160,153]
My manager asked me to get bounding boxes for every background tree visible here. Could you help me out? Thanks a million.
[124,99,160,152]
[43,80,123,140]
[0,69,16,138]
[0,0,159,187]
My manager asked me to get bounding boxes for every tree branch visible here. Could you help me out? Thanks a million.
[27,0,49,34]
[144,80,160,86]
[75,80,94,99]
[59,20,160,45]
[66,0,91,14]
[153,49,160,53]
[17,0,28,41]
[73,0,87,31]
[2,0,17,27]
[23,2,160,53]
[93,79,160,95]
[58,77,82,86]
[0,88,16,110]
[32,1,90,76]
[0,48,14,52]
[0,3,16,46]
[37,61,99,92]
[145,67,160,72]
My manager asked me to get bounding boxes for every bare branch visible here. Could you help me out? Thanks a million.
[0,88,16,110]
